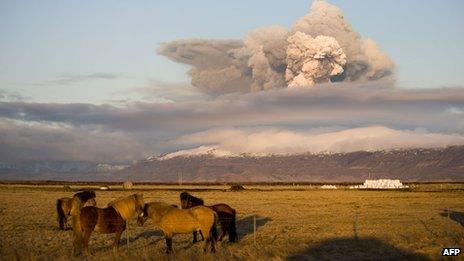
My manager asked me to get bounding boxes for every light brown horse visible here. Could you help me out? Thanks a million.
[56,190,96,230]
[70,193,144,255]
[180,192,237,243]
[137,202,218,253]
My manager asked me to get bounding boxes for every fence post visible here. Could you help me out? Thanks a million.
[126,220,130,251]
[353,205,359,239]
[447,207,450,238]
[253,214,256,246]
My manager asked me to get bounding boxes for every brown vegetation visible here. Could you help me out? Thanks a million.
[0,183,463,260]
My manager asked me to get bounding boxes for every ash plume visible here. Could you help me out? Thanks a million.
[285,32,346,87]
[158,1,394,94]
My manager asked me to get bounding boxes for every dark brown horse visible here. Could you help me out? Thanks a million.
[70,193,144,255]
[180,192,237,243]
[56,190,96,230]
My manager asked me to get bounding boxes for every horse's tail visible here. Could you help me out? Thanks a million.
[56,199,66,230]
[228,210,238,243]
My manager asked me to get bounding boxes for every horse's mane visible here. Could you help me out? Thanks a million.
[108,194,143,220]
[74,190,96,202]
[144,202,177,218]
[180,192,204,206]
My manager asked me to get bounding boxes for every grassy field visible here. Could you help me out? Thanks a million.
[0,184,463,260]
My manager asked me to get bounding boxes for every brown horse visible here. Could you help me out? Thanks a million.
[137,202,218,253]
[70,193,144,255]
[56,190,96,230]
[180,192,237,243]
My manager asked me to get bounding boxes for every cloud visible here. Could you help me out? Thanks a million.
[0,82,463,161]
[116,82,211,103]
[36,73,122,86]
[169,126,464,156]
[0,118,152,162]
[0,89,29,102]
[158,1,393,94]
[0,84,463,133]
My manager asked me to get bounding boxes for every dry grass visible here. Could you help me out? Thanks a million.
[0,184,463,260]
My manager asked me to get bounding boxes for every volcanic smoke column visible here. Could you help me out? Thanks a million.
[285,32,347,88]
[157,0,394,94]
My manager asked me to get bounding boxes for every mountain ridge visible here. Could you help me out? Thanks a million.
[114,146,464,182]
[1,146,462,182]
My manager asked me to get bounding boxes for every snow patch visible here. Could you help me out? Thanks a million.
[159,146,236,160]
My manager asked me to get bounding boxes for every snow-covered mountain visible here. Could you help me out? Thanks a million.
[2,146,463,182]
[114,146,464,183]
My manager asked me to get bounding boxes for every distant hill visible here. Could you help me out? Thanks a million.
[113,146,464,182]
[0,161,128,181]
[1,146,463,182]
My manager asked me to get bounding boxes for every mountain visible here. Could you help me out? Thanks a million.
[112,146,464,182]
[1,146,463,182]
[0,161,129,181]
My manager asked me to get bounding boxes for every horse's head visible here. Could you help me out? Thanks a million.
[74,190,96,206]
[180,192,204,209]
[108,193,144,220]
[134,193,144,216]
[137,203,149,226]
[180,192,188,209]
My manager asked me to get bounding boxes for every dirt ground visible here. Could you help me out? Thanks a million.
[0,184,463,260]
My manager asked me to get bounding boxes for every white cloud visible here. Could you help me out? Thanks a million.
[169,126,464,156]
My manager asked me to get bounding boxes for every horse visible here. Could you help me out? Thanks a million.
[180,192,237,243]
[70,193,144,256]
[56,190,96,230]
[137,202,218,253]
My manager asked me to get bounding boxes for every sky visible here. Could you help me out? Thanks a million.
[1,0,464,103]
[0,0,464,163]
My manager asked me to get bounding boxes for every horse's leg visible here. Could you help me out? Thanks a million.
[72,233,82,256]
[218,222,227,241]
[210,233,216,253]
[203,236,210,253]
[192,231,197,243]
[72,219,83,256]
[165,235,173,254]
[82,228,93,256]
[113,228,124,253]
[65,215,71,230]
[210,225,217,253]
[199,230,205,241]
